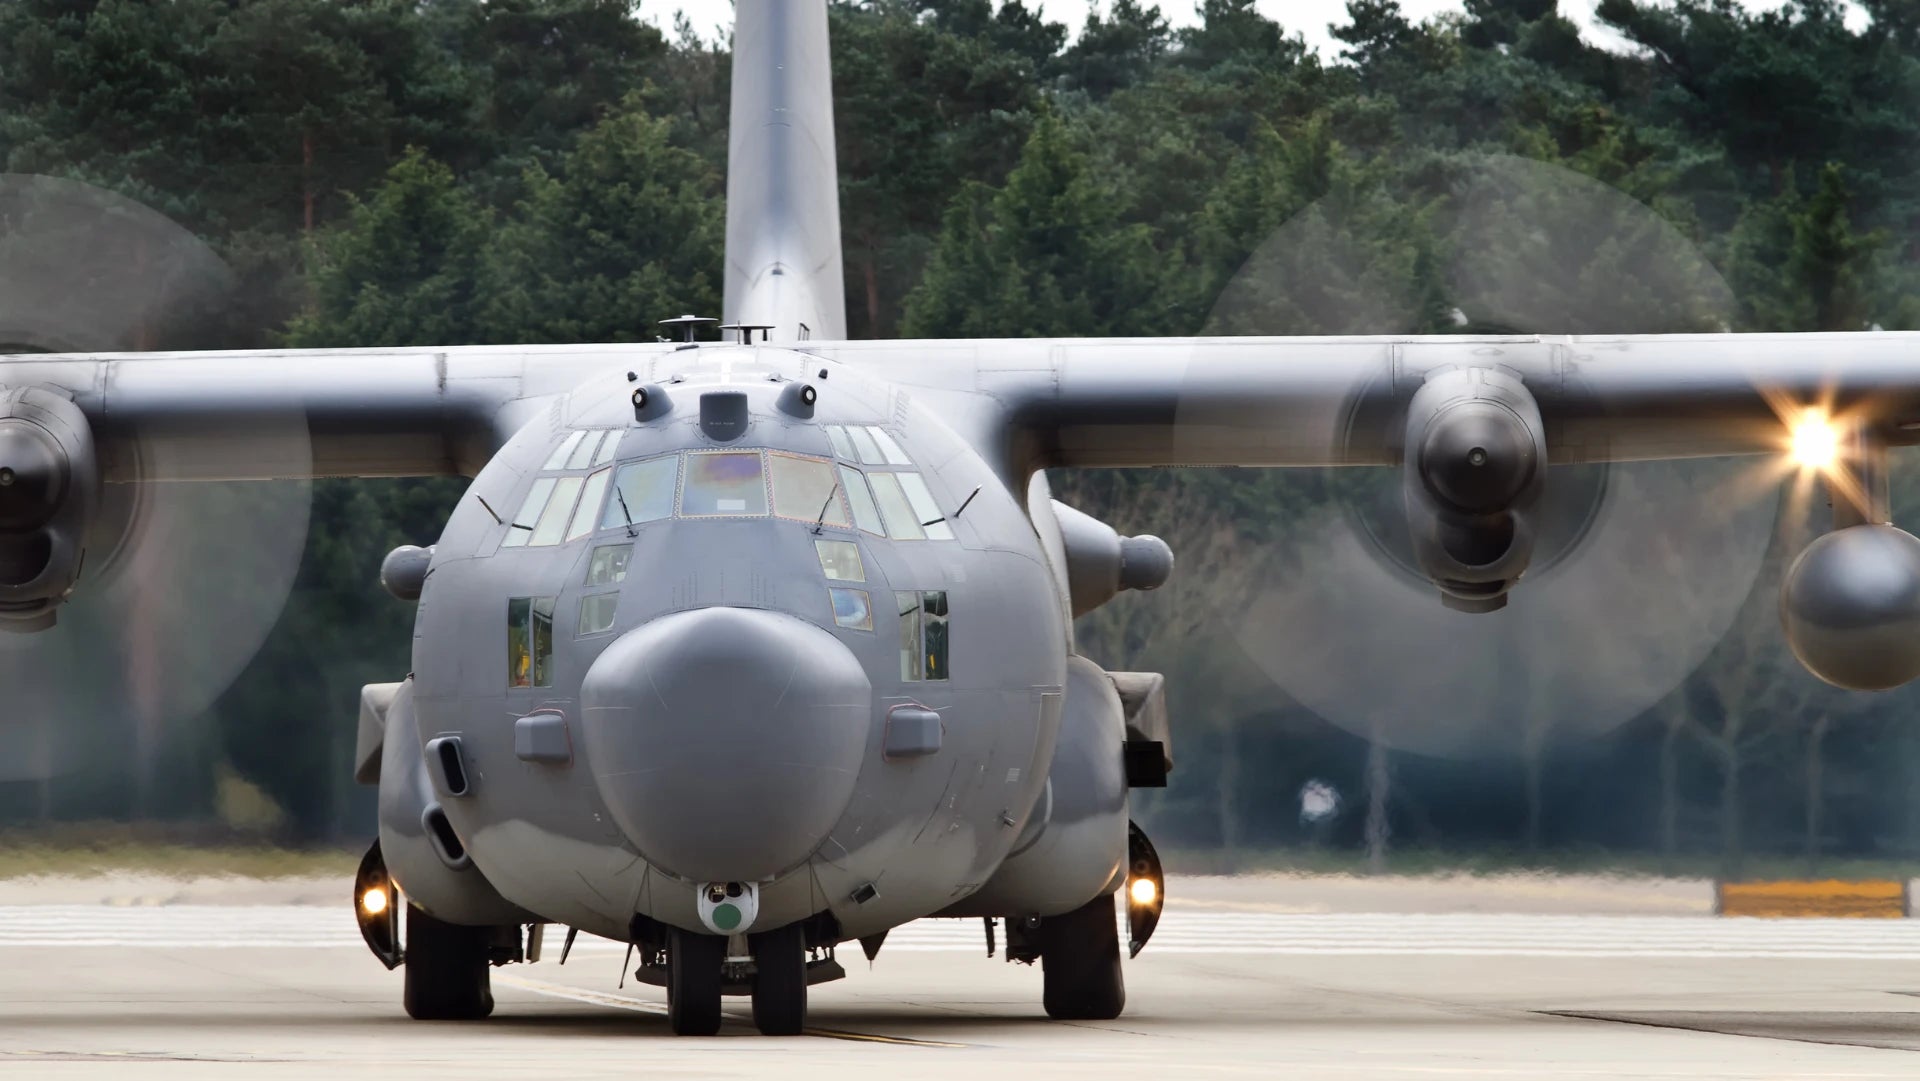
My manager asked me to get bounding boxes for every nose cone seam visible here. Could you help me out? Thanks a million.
[579,607,872,883]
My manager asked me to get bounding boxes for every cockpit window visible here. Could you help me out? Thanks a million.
[868,473,925,540]
[585,544,631,585]
[578,593,618,636]
[681,451,768,517]
[544,431,586,470]
[839,465,886,536]
[826,426,857,461]
[815,539,864,581]
[565,431,605,470]
[829,587,873,630]
[895,473,954,540]
[529,476,584,546]
[602,456,678,530]
[567,469,611,541]
[869,428,912,465]
[593,430,620,466]
[846,425,886,465]
[502,477,557,547]
[770,453,849,526]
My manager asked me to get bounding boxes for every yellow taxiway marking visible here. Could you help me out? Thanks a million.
[496,974,969,1048]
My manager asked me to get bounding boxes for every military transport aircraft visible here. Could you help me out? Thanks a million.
[4,0,1920,1038]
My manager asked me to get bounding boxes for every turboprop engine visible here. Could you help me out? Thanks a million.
[1401,367,1546,613]
[0,387,98,630]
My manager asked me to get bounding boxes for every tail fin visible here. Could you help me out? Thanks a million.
[723,0,846,342]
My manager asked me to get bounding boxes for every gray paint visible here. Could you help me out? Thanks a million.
[882,706,943,759]
[1782,523,1920,690]
[580,605,872,884]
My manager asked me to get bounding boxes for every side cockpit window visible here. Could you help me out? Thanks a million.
[577,542,630,637]
[508,596,556,687]
[838,465,886,536]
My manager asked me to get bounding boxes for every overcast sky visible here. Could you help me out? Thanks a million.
[646,1,1867,57]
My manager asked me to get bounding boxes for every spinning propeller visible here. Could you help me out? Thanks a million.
[0,176,311,790]
[1151,155,1784,758]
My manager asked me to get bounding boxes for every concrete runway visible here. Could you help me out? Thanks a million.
[6,875,1920,1079]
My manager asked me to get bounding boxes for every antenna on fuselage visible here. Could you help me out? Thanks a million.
[659,314,718,343]
[719,323,775,345]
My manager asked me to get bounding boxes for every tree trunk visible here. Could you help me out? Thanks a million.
[1216,723,1240,859]
[303,131,316,235]
[1720,743,1743,879]
[862,238,882,337]
[1804,714,1831,875]
[1365,733,1391,874]
[1523,723,1546,854]
[1660,715,1681,873]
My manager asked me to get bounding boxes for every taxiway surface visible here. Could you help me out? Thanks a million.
[4,873,1920,1079]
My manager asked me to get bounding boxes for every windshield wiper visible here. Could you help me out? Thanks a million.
[613,485,638,538]
[811,483,842,536]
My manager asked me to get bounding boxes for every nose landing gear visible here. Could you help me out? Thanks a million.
[666,927,725,1036]
[662,919,813,1036]
[748,923,807,1036]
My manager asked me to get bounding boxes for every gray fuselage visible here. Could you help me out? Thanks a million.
[388,344,1120,945]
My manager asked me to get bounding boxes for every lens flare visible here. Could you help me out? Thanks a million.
[1129,877,1158,907]
[360,887,390,916]
[1790,412,1841,471]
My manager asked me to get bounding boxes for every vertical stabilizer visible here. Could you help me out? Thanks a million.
[724,0,846,341]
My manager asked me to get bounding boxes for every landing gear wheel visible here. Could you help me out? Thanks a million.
[667,927,725,1036]
[403,904,494,1020]
[1040,893,1126,1021]
[749,922,808,1036]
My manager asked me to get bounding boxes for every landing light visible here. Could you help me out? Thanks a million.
[1790,412,1842,471]
[361,886,389,916]
[1129,877,1158,907]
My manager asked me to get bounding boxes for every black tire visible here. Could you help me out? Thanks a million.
[667,927,725,1036]
[749,923,808,1036]
[403,904,494,1021]
[1040,893,1126,1021]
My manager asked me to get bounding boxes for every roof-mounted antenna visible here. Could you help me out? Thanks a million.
[718,323,775,345]
[659,314,718,343]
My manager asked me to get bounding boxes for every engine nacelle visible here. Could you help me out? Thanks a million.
[1402,367,1546,613]
[1052,501,1174,618]
[0,388,98,630]
[1782,524,1920,690]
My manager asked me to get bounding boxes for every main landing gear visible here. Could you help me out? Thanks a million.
[1038,893,1126,1021]
[665,922,810,1036]
[403,904,495,1020]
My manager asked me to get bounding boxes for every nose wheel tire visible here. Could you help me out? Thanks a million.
[667,928,726,1036]
[1040,893,1126,1021]
[749,923,808,1036]
[402,904,495,1020]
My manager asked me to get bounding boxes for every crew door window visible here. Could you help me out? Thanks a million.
[896,590,950,682]
[508,596,556,687]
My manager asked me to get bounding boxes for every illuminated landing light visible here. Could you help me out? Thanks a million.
[1129,877,1158,907]
[360,886,390,916]
[1790,412,1842,471]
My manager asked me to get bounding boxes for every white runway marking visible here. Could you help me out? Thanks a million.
[5,906,1920,959]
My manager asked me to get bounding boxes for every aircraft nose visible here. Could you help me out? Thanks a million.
[579,607,872,883]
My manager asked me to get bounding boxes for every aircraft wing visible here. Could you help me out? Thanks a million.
[0,343,678,481]
[812,332,1920,470]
